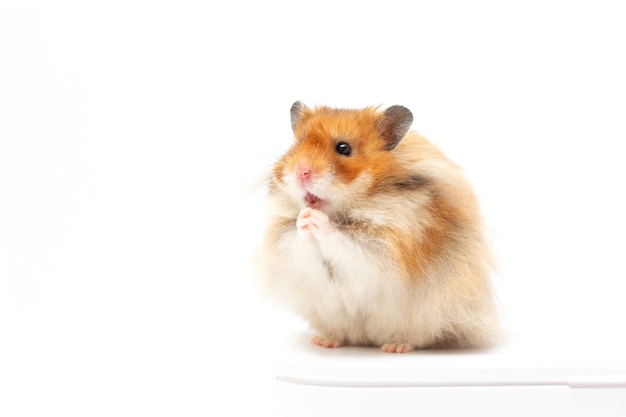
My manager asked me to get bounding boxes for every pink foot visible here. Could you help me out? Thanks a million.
[381,343,413,353]
[311,336,342,349]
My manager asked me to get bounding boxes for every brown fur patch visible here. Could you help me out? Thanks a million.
[284,105,399,185]
[391,189,474,281]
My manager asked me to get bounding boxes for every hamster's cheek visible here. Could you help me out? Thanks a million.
[329,172,374,208]
[279,174,306,205]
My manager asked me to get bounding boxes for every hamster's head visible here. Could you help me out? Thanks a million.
[272,101,413,214]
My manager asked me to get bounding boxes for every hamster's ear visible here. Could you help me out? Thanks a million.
[290,101,308,132]
[376,105,413,151]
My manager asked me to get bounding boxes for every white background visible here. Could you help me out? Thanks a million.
[1,1,625,416]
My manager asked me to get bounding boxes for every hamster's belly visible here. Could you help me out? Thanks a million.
[262,222,457,346]
[277,236,417,344]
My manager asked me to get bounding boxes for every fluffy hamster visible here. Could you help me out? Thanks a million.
[254,102,499,353]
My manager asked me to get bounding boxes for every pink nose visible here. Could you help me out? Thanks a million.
[296,164,313,181]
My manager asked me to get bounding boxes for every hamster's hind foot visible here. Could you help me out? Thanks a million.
[311,336,343,348]
[381,343,414,353]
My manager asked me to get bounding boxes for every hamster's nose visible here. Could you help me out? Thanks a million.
[296,164,313,182]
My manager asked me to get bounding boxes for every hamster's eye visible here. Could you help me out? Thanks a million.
[335,141,352,156]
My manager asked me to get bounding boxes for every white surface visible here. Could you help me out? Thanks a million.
[276,332,626,417]
[276,382,626,417]
[1,1,626,416]
[276,332,626,387]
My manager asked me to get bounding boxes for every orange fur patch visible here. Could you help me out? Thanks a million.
[391,191,463,279]
[281,105,403,186]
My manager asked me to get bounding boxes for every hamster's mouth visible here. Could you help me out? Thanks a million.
[305,192,324,209]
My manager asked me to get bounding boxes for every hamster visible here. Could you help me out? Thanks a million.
[254,101,499,353]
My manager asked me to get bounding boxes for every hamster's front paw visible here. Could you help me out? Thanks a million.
[297,208,331,240]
